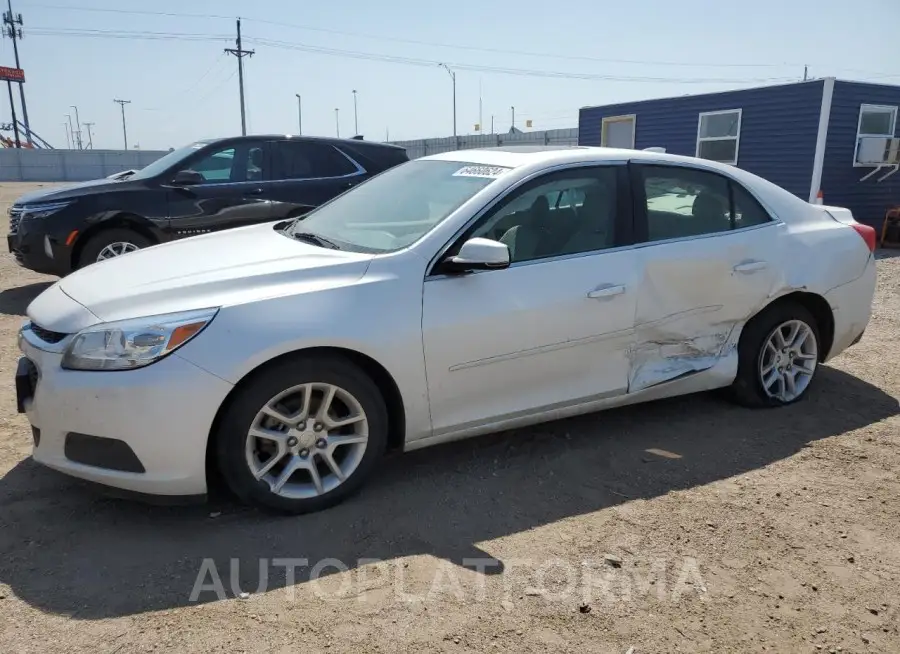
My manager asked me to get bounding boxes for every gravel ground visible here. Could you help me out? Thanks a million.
[0,182,898,654]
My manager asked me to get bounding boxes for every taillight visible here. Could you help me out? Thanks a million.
[851,223,877,253]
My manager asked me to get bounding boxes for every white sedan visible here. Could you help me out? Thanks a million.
[16,146,877,513]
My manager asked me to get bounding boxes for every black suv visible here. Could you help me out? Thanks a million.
[7,135,408,275]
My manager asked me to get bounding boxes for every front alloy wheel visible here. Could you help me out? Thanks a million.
[245,383,369,499]
[215,355,389,514]
[97,241,140,261]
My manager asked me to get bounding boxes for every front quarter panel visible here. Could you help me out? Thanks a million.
[175,253,432,443]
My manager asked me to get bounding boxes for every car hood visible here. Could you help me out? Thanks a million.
[14,177,138,205]
[28,222,375,332]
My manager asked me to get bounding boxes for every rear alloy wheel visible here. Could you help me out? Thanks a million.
[757,319,818,403]
[730,302,821,408]
[78,228,151,268]
[216,356,389,513]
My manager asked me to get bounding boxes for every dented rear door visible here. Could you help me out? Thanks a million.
[628,163,787,392]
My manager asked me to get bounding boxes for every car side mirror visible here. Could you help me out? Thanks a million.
[439,237,510,274]
[171,170,205,186]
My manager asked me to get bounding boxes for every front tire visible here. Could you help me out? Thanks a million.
[215,355,389,514]
[730,302,821,408]
[78,228,151,268]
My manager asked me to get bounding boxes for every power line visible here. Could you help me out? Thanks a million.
[26,4,893,75]
[141,52,229,110]
[246,37,798,85]
[29,27,231,42]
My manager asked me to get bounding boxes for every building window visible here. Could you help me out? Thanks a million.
[854,104,898,166]
[601,114,636,149]
[696,109,742,165]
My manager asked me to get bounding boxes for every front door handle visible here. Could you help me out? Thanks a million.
[587,284,626,299]
[733,261,768,274]
[245,188,265,196]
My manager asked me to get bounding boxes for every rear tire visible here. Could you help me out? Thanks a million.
[215,355,389,514]
[729,301,821,408]
[78,228,151,269]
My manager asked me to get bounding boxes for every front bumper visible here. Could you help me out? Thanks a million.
[8,218,75,276]
[18,330,234,496]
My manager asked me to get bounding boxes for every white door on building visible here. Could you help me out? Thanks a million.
[601,115,636,149]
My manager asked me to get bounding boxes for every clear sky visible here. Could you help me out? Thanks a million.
[3,0,899,150]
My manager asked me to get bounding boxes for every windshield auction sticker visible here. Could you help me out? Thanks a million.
[452,165,510,179]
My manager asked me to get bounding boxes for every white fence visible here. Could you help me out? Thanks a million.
[389,128,578,159]
[0,148,169,182]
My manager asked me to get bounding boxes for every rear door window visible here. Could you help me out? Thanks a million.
[271,141,359,180]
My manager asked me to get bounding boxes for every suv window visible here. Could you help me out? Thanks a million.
[639,165,771,241]
[271,141,359,180]
[179,142,266,184]
[470,166,619,263]
[191,148,235,183]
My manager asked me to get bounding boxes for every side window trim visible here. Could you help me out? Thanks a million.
[630,161,775,246]
[426,162,632,277]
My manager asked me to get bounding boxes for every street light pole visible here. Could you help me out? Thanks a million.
[70,105,82,149]
[352,89,358,136]
[65,113,74,148]
[63,122,70,149]
[438,63,456,138]
[295,93,302,135]
[83,121,95,149]
[334,107,340,138]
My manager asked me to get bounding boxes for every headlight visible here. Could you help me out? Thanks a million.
[21,200,73,220]
[61,308,218,371]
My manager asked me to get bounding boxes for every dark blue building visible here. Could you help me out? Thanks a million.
[579,78,900,227]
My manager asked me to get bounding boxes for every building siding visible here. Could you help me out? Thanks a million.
[820,80,900,228]
[579,80,824,200]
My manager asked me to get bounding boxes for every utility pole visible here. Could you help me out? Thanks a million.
[295,93,302,134]
[5,79,18,146]
[803,65,808,81]
[113,99,130,150]
[438,63,456,137]
[511,106,515,130]
[83,121,95,149]
[2,0,30,146]
[334,108,340,138]
[491,115,494,134]
[70,105,82,149]
[225,18,254,136]
[352,89,358,136]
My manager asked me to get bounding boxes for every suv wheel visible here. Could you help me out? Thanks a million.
[79,228,151,268]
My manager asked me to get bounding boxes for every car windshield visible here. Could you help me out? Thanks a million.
[289,159,510,253]
[128,142,207,181]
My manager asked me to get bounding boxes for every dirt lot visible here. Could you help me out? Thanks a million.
[0,182,898,653]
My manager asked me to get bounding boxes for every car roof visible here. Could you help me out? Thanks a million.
[197,135,406,151]
[421,145,744,174]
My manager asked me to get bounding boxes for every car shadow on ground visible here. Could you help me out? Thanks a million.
[875,248,900,260]
[0,282,52,317]
[0,366,896,619]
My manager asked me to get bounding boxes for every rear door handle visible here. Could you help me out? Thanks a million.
[733,261,768,274]
[587,284,626,299]
[245,188,265,196]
